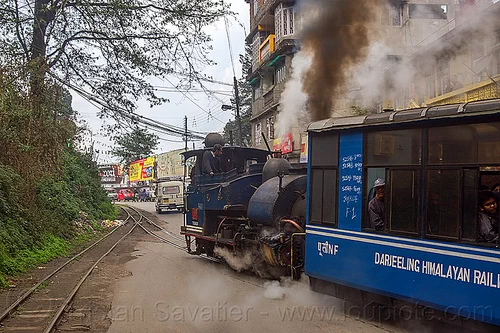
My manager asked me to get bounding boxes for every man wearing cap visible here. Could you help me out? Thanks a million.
[368,178,385,231]
[202,144,223,176]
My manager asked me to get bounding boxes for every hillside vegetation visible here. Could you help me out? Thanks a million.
[0,71,116,287]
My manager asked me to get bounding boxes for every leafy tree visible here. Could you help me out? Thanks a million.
[223,43,252,146]
[111,127,159,166]
[0,70,77,178]
[0,0,230,118]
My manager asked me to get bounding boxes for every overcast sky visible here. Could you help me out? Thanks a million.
[73,1,249,164]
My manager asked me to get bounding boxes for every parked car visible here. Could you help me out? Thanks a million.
[106,189,118,201]
[118,189,134,201]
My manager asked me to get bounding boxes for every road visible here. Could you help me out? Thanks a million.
[105,202,465,333]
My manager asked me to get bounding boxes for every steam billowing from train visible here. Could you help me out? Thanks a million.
[277,0,500,136]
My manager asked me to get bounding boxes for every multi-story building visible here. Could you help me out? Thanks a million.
[244,0,498,158]
[244,0,299,159]
[156,148,185,179]
[390,1,500,110]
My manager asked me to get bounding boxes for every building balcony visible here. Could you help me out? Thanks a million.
[426,75,500,106]
[275,35,297,54]
[251,97,264,118]
[263,85,282,108]
[250,0,275,37]
[259,34,276,63]
[249,0,295,40]
[251,85,282,120]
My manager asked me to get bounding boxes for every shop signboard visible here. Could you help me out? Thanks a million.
[129,156,155,182]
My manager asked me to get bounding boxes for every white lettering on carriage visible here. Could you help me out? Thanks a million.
[317,241,339,257]
[473,270,500,288]
[374,252,420,273]
[372,252,498,286]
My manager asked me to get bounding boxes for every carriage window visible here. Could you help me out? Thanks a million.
[311,134,338,167]
[474,123,500,163]
[366,129,421,166]
[322,170,337,224]
[428,123,500,164]
[428,126,474,164]
[389,170,420,234]
[310,134,338,226]
[310,169,337,226]
[462,169,478,241]
[364,168,385,229]
[364,129,421,234]
[310,169,323,224]
[426,169,461,238]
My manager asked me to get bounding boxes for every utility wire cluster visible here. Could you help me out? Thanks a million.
[48,71,212,141]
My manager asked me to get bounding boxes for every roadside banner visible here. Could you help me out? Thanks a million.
[273,133,293,154]
[129,156,155,182]
[300,133,308,163]
[99,165,121,184]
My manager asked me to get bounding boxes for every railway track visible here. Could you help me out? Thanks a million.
[0,208,142,333]
[0,205,225,333]
[125,205,224,264]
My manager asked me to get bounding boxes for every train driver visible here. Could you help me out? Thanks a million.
[202,144,223,176]
[368,178,385,231]
[478,190,499,243]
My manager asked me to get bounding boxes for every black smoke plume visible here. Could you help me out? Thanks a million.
[301,0,382,121]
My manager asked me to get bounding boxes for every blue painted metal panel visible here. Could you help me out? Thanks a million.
[185,174,262,228]
[186,189,205,228]
[305,226,500,326]
[337,132,363,231]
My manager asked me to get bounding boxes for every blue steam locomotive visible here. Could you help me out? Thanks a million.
[181,98,500,328]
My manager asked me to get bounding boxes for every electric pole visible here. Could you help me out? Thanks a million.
[183,115,188,152]
[183,115,188,183]
[233,76,243,147]
[182,115,188,220]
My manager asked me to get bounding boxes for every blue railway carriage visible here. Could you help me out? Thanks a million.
[305,99,500,328]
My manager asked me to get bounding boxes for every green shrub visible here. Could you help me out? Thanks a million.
[0,274,7,288]
[0,73,117,287]
[0,235,68,276]
[61,149,117,221]
[0,149,118,286]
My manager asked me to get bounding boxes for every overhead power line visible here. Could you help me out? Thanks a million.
[48,72,210,140]
[162,76,226,124]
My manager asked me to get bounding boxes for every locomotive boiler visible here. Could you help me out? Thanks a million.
[180,135,307,278]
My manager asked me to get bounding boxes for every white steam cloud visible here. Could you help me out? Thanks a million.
[276,52,311,137]
[214,247,254,272]
[263,280,286,300]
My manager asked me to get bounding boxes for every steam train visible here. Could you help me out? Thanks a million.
[181,98,500,329]
[180,135,307,278]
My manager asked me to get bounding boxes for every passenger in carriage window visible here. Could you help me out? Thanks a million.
[368,178,385,231]
[477,191,499,243]
[491,183,500,193]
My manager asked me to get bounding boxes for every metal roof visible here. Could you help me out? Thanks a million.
[307,99,500,133]
[180,146,269,159]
